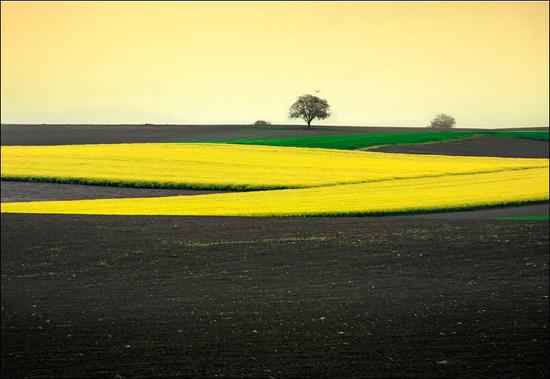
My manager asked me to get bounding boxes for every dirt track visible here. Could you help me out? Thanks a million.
[2,215,548,378]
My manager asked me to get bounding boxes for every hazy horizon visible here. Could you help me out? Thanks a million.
[1,2,549,128]
[1,122,549,130]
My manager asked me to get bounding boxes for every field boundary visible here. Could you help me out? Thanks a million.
[220,131,549,150]
[2,168,548,217]
[2,165,547,192]
[2,199,549,218]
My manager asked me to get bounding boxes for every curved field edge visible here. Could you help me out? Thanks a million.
[0,176,293,192]
[2,143,548,191]
[2,199,548,218]
[2,166,548,192]
[2,168,547,217]
[222,131,549,150]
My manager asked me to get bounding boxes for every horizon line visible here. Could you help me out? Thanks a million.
[1,123,548,130]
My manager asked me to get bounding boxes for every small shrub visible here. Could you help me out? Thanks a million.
[253,120,271,126]
[429,113,456,129]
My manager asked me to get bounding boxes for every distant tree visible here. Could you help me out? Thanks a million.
[289,94,331,127]
[253,120,271,126]
[429,113,456,129]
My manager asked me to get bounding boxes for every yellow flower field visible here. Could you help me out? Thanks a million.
[2,168,547,216]
[2,143,548,190]
[1,143,548,216]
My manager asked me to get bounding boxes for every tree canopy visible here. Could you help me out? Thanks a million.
[289,94,331,127]
[429,113,456,129]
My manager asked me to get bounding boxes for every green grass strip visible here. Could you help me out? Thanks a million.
[221,131,548,150]
[489,131,549,140]
[497,215,549,221]
[225,131,475,150]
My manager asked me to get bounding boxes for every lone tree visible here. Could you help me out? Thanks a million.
[289,94,330,127]
[429,113,456,129]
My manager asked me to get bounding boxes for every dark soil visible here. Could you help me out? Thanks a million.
[0,181,224,202]
[2,125,549,378]
[2,215,548,378]
[391,202,549,219]
[1,124,496,146]
[373,135,549,158]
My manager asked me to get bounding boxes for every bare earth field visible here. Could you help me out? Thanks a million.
[3,124,541,146]
[0,181,221,202]
[390,202,549,219]
[1,124,435,145]
[2,215,548,378]
[1,124,549,378]
[373,135,549,158]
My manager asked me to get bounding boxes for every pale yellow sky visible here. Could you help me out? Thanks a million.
[1,1,548,127]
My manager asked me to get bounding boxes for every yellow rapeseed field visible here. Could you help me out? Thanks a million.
[1,143,548,190]
[2,168,548,216]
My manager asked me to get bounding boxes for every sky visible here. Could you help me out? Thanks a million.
[1,1,548,128]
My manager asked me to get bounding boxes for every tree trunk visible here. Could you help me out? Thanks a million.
[307,120,312,128]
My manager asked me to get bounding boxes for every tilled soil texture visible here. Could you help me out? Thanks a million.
[391,202,549,219]
[1,124,497,146]
[2,215,548,378]
[0,181,225,202]
[372,135,549,158]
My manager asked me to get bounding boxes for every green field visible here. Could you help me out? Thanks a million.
[489,131,550,140]
[497,215,549,221]
[224,131,549,150]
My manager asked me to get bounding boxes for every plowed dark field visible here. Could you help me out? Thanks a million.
[4,124,543,146]
[2,124,549,378]
[373,135,549,158]
[0,181,222,202]
[1,124,445,146]
[2,215,548,378]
